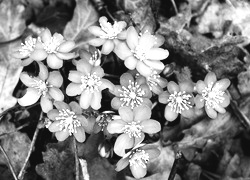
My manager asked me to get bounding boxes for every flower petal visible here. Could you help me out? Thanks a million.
[54,101,70,110]
[91,91,102,110]
[136,61,152,77]
[114,134,134,157]
[213,78,231,91]
[126,26,139,50]
[143,60,164,71]
[204,72,217,86]
[139,33,156,50]
[119,106,133,123]
[167,81,179,94]
[99,79,114,91]
[19,73,36,87]
[77,115,88,127]
[74,127,86,143]
[115,158,129,171]
[30,49,47,61]
[48,87,64,101]
[140,84,152,98]
[47,71,63,87]
[47,109,59,120]
[75,60,92,74]
[55,131,70,141]
[214,105,226,114]
[120,73,134,87]
[111,97,123,110]
[21,58,34,66]
[88,26,106,37]
[37,62,49,81]
[142,98,153,108]
[181,108,195,119]
[79,91,93,109]
[41,96,53,113]
[124,56,138,70]
[145,48,169,60]
[48,121,61,132]
[154,34,165,47]
[141,120,161,134]
[56,52,75,60]
[130,163,147,179]
[88,38,106,47]
[134,133,145,146]
[179,81,194,93]
[158,91,170,104]
[40,28,52,43]
[47,54,63,69]
[113,41,132,60]
[58,40,75,53]
[133,105,151,121]
[101,40,114,55]
[68,70,82,83]
[164,105,178,121]
[66,83,82,96]
[194,95,205,109]
[18,88,40,106]
[196,80,206,94]
[91,66,104,77]
[107,120,127,134]
[145,148,161,160]
[69,101,82,114]
[220,93,230,108]
[205,106,217,119]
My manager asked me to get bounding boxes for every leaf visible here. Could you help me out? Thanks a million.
[63,0,99,51]
[36,138,75,180]
[0,119,31,173]
[237,70,250,96]
[0,0,26,113]
[177,112,241,149]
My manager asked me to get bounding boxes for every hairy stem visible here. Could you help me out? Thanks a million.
[74,138,80,180]
[18,112,42,180]
[168,151,183,180]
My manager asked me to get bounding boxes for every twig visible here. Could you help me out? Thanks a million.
[0,144,18,180]
[17,112,42,180]
[170,0,178,15]
[168,151,183,180]
[74,138,80,180]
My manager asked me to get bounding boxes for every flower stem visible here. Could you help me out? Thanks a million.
[74,138,80,180]
[18,112,42,180]
[0,144,18,180]
[168,151,183,180]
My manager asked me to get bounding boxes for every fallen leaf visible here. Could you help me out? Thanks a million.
[0,119,31,173]
[63,0,99,51]
[0,0,26,113]
[237,70,250,96]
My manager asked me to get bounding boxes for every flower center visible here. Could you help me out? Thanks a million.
[167,91,192,113]
[119,80,145,109]
[80,72,102,93]
[42,36,63,54]
[19,37,36,56]
[129,149,149,168]
[132,46,147,61]
[100,21,123,39]
[96,112,114,131]
[122,121,143,138]
[32,79,51,97]
[201,82,225,109]
[89,49,101,66]
[147,71,161,90]
[55,109,81,135]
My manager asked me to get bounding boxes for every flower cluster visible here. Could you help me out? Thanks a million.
[13,28,76,69]
[14,15,233,179]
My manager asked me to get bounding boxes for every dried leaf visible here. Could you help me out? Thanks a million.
[0,0,26,113]
[237,70,250,96]
[63,0,99,51]
[0,119,31,173]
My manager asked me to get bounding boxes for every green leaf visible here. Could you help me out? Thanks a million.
[0,0,26,113]
[63,0,99,51]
